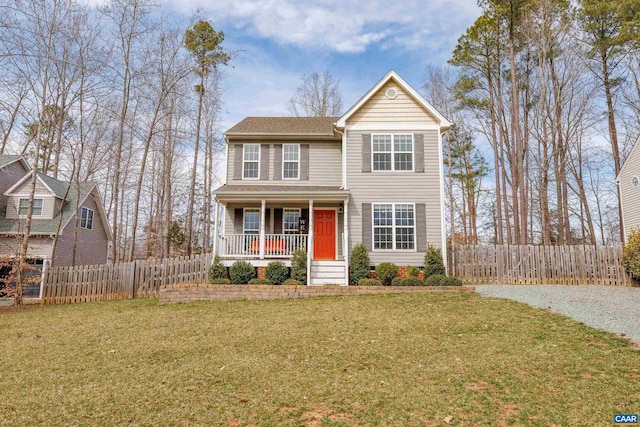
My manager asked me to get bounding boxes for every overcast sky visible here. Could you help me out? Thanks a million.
[158,0,482,129]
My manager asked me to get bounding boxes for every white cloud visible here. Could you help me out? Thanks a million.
[164,0,479,53]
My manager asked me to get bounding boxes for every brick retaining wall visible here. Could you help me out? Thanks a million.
[159,284,475,304]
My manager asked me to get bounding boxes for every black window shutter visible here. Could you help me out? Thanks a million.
[234,145,243,180]
[234,208,243,234]
[301,208,309,234]
[362,134,371,172]
[274,208,283,234]
[362,203,372,250]
[414,134,424,173]
[416,203,426,251]
[260,144,270,180]
[273,144,282,180]
[300,144,309,180]
[265,209,271,234]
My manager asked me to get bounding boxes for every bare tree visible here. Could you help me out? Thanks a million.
[288,71,343,117]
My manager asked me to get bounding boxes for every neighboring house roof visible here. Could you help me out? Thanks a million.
[226,117,339,138]
[616,135,640,182]
[0,181,96,235]
[0,154,30,171]
[214,184,349,201]
[335,70,451,129]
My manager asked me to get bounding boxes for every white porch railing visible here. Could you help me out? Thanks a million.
[218,234,308,258]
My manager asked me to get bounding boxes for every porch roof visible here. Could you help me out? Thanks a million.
[214,184,349,202]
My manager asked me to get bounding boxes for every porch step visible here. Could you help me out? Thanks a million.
[309,260,347,286]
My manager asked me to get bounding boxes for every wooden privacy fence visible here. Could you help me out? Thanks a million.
[449,244,630,286]
[42,253,213,304]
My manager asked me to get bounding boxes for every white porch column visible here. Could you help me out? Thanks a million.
[212,199,220,257]
[307,199,314,284]
[259,199,266,259]
[343,199,349,286]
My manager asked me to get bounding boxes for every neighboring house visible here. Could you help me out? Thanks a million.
[213,70,451,285]
[617,136,640,240]
[0,155,112,279]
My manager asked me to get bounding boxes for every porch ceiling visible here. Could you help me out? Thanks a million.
[214,184,349,202]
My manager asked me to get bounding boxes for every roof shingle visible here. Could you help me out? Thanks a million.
[226,117,339,136]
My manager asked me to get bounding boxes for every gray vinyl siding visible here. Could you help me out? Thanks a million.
[620,143,640,240]
[346,128,443,266]
[226,140,341,186]
[53,190,109,266]
[0,161,28,216]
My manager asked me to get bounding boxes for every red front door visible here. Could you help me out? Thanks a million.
[314,210,336,260]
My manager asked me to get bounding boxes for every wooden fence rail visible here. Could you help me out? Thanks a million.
[449,244,630,286]
[42,253,213,304]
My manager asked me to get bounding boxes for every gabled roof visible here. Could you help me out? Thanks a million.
[4,171,61,197]
[0,181,97,235]
[0,154,30,171]
[335,70,451,129]
[617,135,640,182]
[226,117,339,138]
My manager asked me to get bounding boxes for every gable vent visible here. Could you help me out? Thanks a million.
[385,87,398,99]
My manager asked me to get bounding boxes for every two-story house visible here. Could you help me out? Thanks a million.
[213,70,451,285]
[0,154,112,296]
[618,136,640,240]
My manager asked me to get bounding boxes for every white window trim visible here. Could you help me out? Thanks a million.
[282,143,300,180]
[283,208,301,234]
[371,202,417,252]
[242,144,260,180]
[243,208,260,234]
[371,133,414,172]
[18,198,44,217]
[80,207,94,230]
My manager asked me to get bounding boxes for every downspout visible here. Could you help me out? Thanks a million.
[335,125,349,285]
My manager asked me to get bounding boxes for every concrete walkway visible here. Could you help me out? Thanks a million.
[475,285,640,344]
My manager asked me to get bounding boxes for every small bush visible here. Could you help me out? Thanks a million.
[440,276,463,287]
[290,249,307,285]
[424,245,446,277]
[350,243,371,286]
[622,228,640,281]
[375,262,398,286]
[210,278,231,284]
[283,279,302,286]
[248,278,272,285]
[229,261,255,284]
[407,266,421,277]
[358,278,382,286]
[209,255,228,282]
[392,276,424,286]
[425,274,446,286]
[266,261,289,285]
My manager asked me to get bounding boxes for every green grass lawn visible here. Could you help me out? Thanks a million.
[1,293,638,426]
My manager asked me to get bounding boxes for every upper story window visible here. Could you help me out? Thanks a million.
[243,144,260,179]
[633,176,639,187]
[283,208,300,234]
[19,198,43,216]
[372,134,413,171]
[283,144,299,179]
[373,203,415,251]
[81,207,94,230]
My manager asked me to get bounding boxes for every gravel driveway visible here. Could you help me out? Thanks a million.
[475,285,640,344]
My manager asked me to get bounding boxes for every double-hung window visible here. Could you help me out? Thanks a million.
[81,207,94,229]
[19,198,43,216]
[243,209,260,235]
[283,144,299,179]
[373,203,415,250]
[243,144,260,179]
[283,208,300,234]
[372,134,413,171]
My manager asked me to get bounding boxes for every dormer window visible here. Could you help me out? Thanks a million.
[19,198,43,216]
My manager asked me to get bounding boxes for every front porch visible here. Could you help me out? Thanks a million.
[213,185,350,285]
